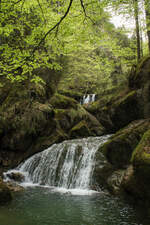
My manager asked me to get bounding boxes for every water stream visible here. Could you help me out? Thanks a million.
[80,94,96,104]
[2,135,149,225]
[5,136,110,192]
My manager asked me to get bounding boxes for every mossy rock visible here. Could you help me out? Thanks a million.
[128,56,150,89]
[132,129,150,182]
[93,151,114,190]
[100,119,150,169]
[86,90,141,132]
[121,128,150,202]
[54,105,105,136]
[28,128,69,157]
[110,90,141,130]
[50,93,78,109]
[70,120,92,138]
[128,56,150,118]
[58,89,83,102]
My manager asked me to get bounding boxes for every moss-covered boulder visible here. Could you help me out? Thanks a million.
[109,91,141,130]
[70,120,92,138]
[100,119,150,169]
[58,89,83,102]
[128,57,150,118]
[54,104,105,138]
[129,129,150,200]
[86,90,141,132]
[128,56,150,90]
[50,93,78,109]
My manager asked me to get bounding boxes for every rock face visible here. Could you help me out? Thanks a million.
[101,119,150,168]
[93,57,150,208]
[94,119,150,195]
[86,90,142,132]
[0,74,105,171]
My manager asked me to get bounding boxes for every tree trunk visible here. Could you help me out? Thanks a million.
[133,0,141,62]
[144,0,150,53]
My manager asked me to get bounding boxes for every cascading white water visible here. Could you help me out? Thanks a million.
[81,94,96,104]
[5,135,110,192]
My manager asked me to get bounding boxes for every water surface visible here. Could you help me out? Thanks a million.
[0,186,147,225]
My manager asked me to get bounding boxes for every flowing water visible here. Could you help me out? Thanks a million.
[2,136,149,225]
[81,94,96,104]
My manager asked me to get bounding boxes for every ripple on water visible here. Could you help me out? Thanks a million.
[0,186,148,225]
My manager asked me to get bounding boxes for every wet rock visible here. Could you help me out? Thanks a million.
[6,181,24,192]
[107,170,125,195]
[6,172,25,182]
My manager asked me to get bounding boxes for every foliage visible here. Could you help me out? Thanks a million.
[0,0,148,88]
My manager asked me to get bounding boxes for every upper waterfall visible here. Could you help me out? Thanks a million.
[5,135,111,192]
[80,94,96,104]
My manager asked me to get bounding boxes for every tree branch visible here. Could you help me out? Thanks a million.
[13,0,23,5]
[80,0,95,24]
[31,0,74,55]
[36,0,47,24]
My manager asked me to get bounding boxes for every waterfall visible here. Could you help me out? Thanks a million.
[81,94,96,104]
[5,135,110,192]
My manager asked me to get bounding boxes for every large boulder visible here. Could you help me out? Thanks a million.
[129,57,150,118]
[93,119,150,196]
[129,129,150,201]
[70,120,92,138]
[86,90,141,132]
[100,119,150,168]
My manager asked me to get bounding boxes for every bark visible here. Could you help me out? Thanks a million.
[133,0,141,62]
[144,0,150,53]
[32,0,74,55]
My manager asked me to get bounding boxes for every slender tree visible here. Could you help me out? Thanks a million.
[133,0,141,62]
[144,0,150,53]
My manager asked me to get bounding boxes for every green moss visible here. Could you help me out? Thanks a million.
[136,55,150,75]
[132,129,150,165]
[113,90,136,107]
[129,129,150,200]
[70,120,92,138]
[50,93,78,109]
[101,119,150,168]
[58,89,82,100]
[54,109,66,119]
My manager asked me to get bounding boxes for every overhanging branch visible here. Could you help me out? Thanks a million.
[31,0,74,55]
[80,0,95,24]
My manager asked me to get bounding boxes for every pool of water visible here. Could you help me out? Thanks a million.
[0,186,148,225]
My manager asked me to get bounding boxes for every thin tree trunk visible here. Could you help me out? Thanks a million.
[144,0,150,53]
[140,22,144,57]
[133,0,141,62]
